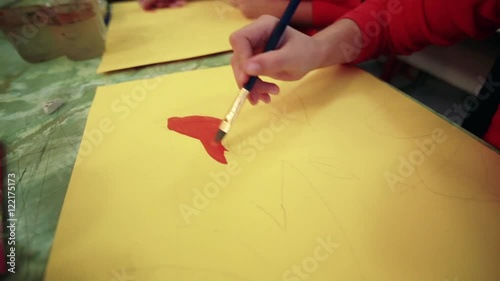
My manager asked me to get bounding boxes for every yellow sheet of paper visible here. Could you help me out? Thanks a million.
[96,1,251,73]
[46,65,500,281]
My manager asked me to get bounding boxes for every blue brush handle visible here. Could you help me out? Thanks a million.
[243,0,301,91]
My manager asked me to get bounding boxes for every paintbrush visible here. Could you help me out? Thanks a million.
[215,0,302,143]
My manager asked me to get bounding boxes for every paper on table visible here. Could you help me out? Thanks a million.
[45,65,500,281]
[96,1,251,73]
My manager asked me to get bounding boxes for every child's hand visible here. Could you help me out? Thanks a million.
[232,0,285,19]
[139,0,186,10]
[230,15,324,104]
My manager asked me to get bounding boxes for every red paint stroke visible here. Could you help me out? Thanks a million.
[167,116,228,164]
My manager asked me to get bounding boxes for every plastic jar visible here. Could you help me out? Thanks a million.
[52,0,106,61]
[0,5,61,63]
[0,0,106,63]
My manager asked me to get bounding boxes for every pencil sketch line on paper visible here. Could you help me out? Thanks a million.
[285,161,367,280]
[308,159,360,180]
[416,167,500,202]
[253,202,286,230]
[411,141,499,202]
[252,161,288,230]
[298,97,312,127]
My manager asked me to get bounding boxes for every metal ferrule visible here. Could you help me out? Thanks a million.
[220,88,250,132]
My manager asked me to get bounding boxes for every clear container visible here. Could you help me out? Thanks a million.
[0,0,106,63]
[52,1,105,61]
[0,5,61,63]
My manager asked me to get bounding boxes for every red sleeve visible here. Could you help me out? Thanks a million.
[340,0,500,63]
[484,105,500,149]
[312,0,361,27]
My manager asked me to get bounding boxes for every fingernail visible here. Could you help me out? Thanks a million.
[269,86,279,94]
[246,62,261,74]
[249,93,258,105]
[262,95,271,103]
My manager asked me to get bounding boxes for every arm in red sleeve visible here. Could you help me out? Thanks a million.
[312,0,361,27]
[339,0,500,64]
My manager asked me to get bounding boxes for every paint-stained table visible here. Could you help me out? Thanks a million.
[0,32,232,281]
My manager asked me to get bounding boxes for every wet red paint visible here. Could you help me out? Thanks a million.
[167,116,228,164]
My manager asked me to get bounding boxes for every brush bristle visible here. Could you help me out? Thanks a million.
[214,129,226,142]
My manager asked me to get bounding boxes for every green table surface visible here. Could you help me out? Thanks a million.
[0,31,232,281]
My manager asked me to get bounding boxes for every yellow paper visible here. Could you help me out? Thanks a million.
[96,1,251,73]
[46,65,500,281]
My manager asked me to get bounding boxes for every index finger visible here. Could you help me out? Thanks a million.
[229,15,279,75]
